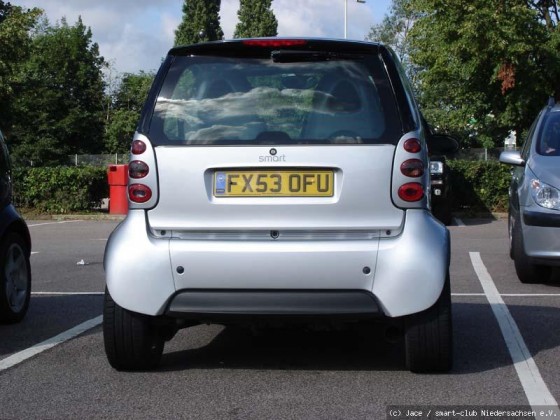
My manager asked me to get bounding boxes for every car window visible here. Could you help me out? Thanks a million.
[149,54,402,146]
[536,111,560,156]
[521,116,538,161]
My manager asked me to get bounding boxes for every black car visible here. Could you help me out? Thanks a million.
[0,129,31,323]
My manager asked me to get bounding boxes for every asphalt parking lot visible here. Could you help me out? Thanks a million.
[1,216,560,419]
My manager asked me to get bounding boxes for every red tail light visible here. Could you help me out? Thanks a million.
[129,184,152,203]
[403,138,421,153]
[400,159,424,177]
[131,140,147,155]
[129,160,149,179]
[243,39,307,47]
[398,183,424,202]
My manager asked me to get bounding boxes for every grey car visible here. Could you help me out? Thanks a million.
[500,100,560,283]
[103,39,452,372]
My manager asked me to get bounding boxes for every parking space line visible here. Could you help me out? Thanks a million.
[453,217,466,227]
[0,316,102,372]
[453,293,560,297]
[27,220,83,228]
[469,252,559,410]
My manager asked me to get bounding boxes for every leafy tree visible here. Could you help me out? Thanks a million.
[10,17,106,165]
[234,0,278,38]
[174,0,223,46]
[408,0,556,147]
[104,71,154,154]
[0,2,41,132]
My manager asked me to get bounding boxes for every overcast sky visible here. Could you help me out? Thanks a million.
[12,0,391,74]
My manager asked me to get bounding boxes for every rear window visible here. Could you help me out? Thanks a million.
[537,111,560,156]
[147,53,403,146]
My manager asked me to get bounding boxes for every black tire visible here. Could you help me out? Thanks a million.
[508,212,514,260]
[103,289,164,371]
[512,216,551,284]
[405,275,452,373]
[0,232,31,323]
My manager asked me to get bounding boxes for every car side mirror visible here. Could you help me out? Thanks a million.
[499,150,525,166]
[426,134,459,156]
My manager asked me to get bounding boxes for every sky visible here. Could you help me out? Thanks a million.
[11,0,392,75]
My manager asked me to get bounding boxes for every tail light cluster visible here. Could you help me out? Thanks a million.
[128,137,157,207]
[392,136,427,208]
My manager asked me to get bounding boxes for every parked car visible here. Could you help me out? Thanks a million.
[500,99,560,283]
[0,129,32,323]
[103,39,452,372]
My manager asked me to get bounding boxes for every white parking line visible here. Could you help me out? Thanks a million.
[469,252,559,412]
[453,293,560,297]
[453,217,466,227]
[0,316,102,372]
[27,220,83,227]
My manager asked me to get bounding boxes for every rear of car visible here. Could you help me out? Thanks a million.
[103,39,451,372]
[500,102,560,283]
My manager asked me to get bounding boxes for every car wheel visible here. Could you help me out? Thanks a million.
[405,274,452,373]
[512,216,551,284]
[0,232,31,323]
[103,289,164,371]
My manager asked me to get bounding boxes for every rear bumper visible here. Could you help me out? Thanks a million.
[166,289,381,319]
[105,209,449,318]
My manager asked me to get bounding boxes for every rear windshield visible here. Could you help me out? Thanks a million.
[537,111,560,156]
[146,53,403,146]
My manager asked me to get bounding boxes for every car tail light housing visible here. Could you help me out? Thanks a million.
[129,160,149,179]
[400,159,424,177]
[398,183,424,202]
[129,184,152,203]
[127,134,158,209]
[392,134,429,209]
[131,140,147,155]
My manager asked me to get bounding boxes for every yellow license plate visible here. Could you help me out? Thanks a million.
[214,170,334,197]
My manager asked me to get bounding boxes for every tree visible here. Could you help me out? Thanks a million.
[408,0,556,147]
[104,71,154,154]
[10,17,106,165]
[234,0,278,38]
[366,0,419,87]
[174,0,223,46]
[0,2,41,132]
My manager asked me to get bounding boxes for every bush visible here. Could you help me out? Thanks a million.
[12,166,109,214]
[447,160,511,213]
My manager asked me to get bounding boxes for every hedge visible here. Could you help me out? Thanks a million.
[9,160,511,215]
[447,160,511,214]
[12,166,108,214]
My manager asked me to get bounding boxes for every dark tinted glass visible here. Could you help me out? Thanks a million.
[536,111,560,156]
[147,54,402,146]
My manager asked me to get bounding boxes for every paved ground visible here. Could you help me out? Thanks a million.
[1,216,559,419]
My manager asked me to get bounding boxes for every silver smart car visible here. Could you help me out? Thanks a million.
[500,100,560,283]
[103,39,452,372]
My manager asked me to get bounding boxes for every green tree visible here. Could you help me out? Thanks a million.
[408,0,556,147]
[234,0,278,38]
[0,2,41,132]
[10,17,106,165]
[104,71,154,154]
[174,0,223,46]
[366,0,419,87]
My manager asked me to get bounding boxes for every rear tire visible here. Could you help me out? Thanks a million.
[0,232,31,324]
[405,275,452,373]
[103,289,164,371]
[512,216,551,284]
